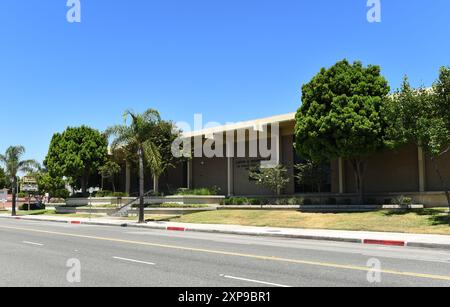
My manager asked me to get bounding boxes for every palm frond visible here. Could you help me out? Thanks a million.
[142,140,163,176]
[142,108,161,123]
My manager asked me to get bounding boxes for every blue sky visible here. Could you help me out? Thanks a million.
[1,0,449,163]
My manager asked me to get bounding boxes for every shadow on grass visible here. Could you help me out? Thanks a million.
[383,208,450,226]
[383,209,444,216]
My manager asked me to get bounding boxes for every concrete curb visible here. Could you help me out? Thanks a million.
[2,215,450,250]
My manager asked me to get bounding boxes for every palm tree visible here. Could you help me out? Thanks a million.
[105,109,162,223]
[0,146,39,216]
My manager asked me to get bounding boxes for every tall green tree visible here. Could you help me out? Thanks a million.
[98,160,121,192]
[0,146,39,216]
[106,109,162,223]
[44,126,108,194]
[295,60,390,204]
[35,171,68,201]
[151,120,181,194]
[295,161,330,193]
[386,68,450,210]
[0,168,7,189]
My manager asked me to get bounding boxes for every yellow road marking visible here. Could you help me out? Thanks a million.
[1,224,450,282]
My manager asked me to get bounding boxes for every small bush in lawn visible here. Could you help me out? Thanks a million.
[393,195,413,206]
[249,198,261,206]
[288,197,302,206]
[221,199,232,206]
[17,192,27,198]
[20,203,45,211]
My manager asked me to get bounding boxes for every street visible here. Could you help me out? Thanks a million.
[1,218,450,287]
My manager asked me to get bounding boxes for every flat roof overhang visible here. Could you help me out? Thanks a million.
[181,112,296,139]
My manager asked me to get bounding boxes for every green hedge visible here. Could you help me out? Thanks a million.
[20,203,46,211]
[221,197,304,206]
[175,188,219,196]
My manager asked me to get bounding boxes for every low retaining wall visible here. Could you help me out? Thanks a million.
[232,192,449,207]
[129,207,217,215]
[144,195,225,205]
[56,206,216,215]
[66,197,134,207]
[66,195,225,207]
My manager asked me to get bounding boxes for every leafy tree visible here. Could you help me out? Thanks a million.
[386,68,450,210]
[249,165,290,195]
[295,60,390,204]
[106,109,162,223]
[0,168,7,189]
[151,120,181,193]
[44,126,108,194]
[0,146,39,216]
[98,160,121,192]
[295,161,330,193]
[36,171,69,201]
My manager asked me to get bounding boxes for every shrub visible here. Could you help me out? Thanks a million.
[176,187,219,196]
[393,195,413,206]
[17,192,27,198]
[288,197,302,206]
[20,203,45,211]
[275,198,291,206]
[249,198,261,206]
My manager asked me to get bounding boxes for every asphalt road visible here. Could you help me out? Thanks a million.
[1,218,450,287]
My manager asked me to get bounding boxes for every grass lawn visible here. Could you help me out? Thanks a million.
[126,214,180,221]
[170,209,450,235]
[15,210,56,216]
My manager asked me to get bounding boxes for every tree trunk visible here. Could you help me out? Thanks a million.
[80,175,87,195]
[350,159,366,205]
[11,177,17,217]
[125,161,131,195]
[153,174,159,195]
[430,157,450,215]
[138,148,145,223]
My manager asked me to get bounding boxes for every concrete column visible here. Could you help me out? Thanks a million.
[125,161,131,195]
[226,133,235,197]
[227,157,234,197]
[338,157,345,194]
[187,159,193,189]
[418,146,426,192]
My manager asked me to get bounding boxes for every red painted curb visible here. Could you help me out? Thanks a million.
[69,221,81,224]
[15,217,21,220]
[363,239,405,247]
[167,226,186,232]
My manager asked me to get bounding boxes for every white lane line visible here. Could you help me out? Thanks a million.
[113,256,155,266]
[22,241,44,247]
[220,274,291,287]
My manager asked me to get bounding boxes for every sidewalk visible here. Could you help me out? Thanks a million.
[1,213,450,250]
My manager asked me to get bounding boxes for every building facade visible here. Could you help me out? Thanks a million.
[118,113,450,206]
